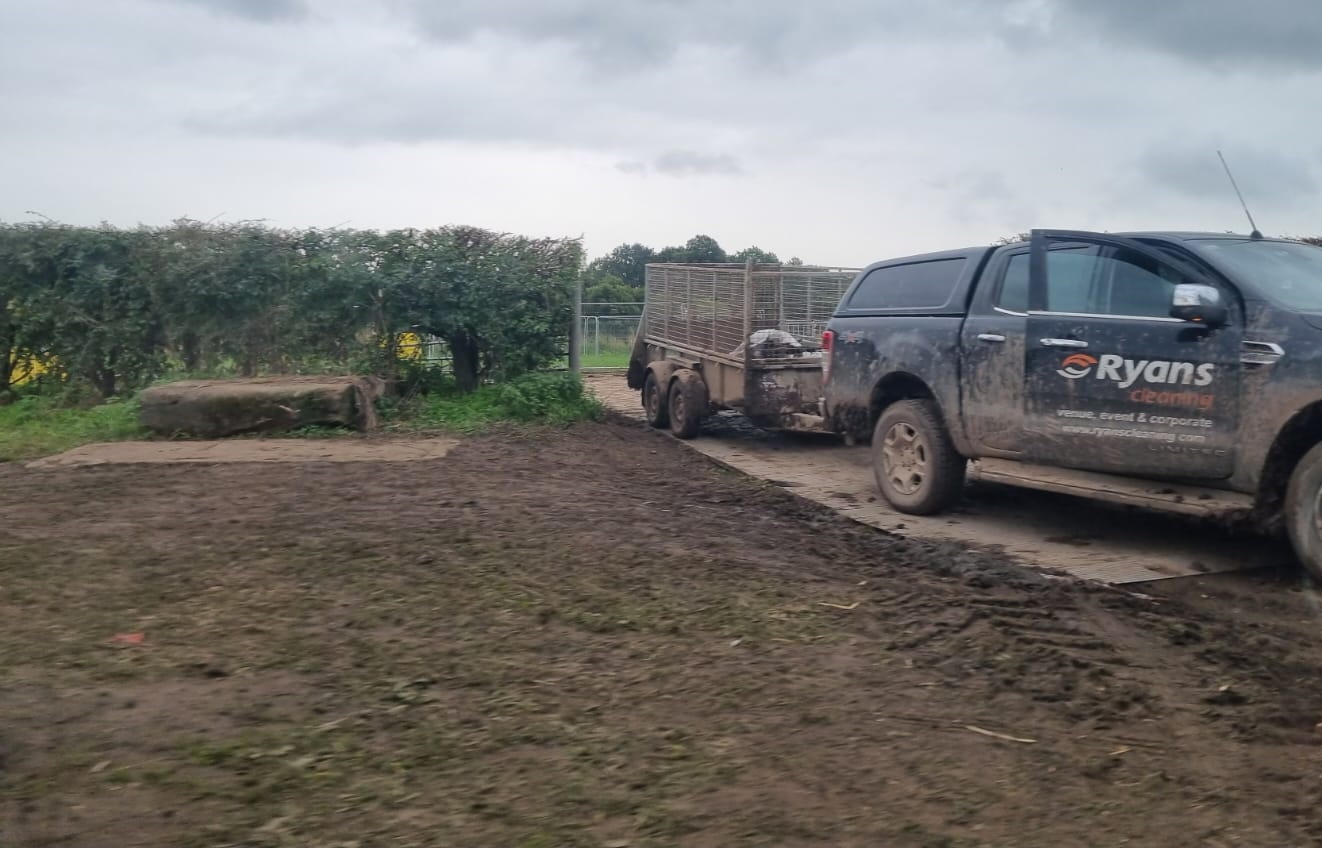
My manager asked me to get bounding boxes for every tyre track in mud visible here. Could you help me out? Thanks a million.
[589,376,1322,748]
[738,458,1321,751]
[718,447,1322,843]
[669,438,1317,745]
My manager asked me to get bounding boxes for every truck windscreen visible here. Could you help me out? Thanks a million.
[1189,239,1322,311]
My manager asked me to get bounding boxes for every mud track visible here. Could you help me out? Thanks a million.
[2,421,1321,846]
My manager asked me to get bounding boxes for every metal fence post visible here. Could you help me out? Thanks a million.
[742,259,753,370]
[569,273,583,373]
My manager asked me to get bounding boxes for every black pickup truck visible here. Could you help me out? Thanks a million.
[822,229,1322,578]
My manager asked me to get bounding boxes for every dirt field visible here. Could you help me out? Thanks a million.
[3,419,1322,847]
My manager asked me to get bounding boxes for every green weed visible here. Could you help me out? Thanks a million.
[0,394,146,461]
[384,372,603,434]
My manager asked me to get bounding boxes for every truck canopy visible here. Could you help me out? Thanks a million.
[833,247,996,317]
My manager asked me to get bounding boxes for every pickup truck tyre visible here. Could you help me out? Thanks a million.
[643,371,670,429]
[872,400,965,515]
[668,370,708,439]
[1284,442,1322,581]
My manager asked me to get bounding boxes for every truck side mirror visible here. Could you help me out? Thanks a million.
[1170,283,1228,327]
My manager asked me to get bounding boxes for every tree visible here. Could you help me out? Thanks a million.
[587,243,654,289]
[682,234,727,263]
[651,234,729,264]
[401,226,582,392]
[145,220,303,375]
[730,246,780,265]
[583,275,640,309]
[10,224,163,398]
[0,226,43,397]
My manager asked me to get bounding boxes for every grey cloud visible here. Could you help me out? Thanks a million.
[1052,0,1322,70]
[402,0,1290,77]
[188,62,583,147]
[653,150,741,177]
[398,0,994,72]
[928,168,1035,230]
[613,153,742,177]
[173,0,307,23]
[167,0,1113,152]
[7,0,1322,263]
[1137,144,1318,203]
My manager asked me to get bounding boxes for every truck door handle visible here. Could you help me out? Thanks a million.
[1040,338,1088,349]
[976,333,1006,343]
[1241,340,1284,364]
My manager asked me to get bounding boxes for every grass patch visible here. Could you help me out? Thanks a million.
[0,394,146,461]
[553,351,631,369]
[0,371,602,461]
[385,372,603,434]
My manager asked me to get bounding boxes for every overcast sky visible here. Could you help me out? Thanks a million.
[2,0,1319,265]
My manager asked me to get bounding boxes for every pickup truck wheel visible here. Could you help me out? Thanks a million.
[668,370,708,439]
[872,399,965,515]
[643,371,669,429]
[1284,442,1322,581]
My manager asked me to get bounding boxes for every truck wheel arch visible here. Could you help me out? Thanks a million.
[1257,401,1322,527]
[870,372,938,427]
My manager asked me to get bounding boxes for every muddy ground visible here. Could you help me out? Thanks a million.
[2,419,1322,847]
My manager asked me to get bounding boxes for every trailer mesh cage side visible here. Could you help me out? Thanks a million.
[643,263,859,365]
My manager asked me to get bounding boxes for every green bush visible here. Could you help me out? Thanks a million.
[0,221,583,398]
[386,372,602,434]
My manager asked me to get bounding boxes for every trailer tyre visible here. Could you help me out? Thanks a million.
[872,399,965,515]
[643,371,669,429]
[1283,442,1322,581]
[668,370,708,439]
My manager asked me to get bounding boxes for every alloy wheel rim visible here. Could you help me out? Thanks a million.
[882,422,928,496]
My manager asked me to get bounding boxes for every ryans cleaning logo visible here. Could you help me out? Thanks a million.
[1056,353,1214,388]
[1057,353,1098,380]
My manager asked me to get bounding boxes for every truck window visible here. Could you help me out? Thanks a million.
[1041,249,1097,313]
[1189,238,1322,311]
[997,253,1029,313]
[847,258,966,310]
[1099,247,1181,317]
[1033,246,1182,318]
[1004,248,1095,313]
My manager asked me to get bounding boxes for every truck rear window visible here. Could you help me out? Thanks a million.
[846,258,966,310]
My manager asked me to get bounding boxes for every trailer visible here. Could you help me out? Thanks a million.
[626,261,860,437]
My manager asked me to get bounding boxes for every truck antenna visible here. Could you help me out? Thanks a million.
[1216,150,1263,239]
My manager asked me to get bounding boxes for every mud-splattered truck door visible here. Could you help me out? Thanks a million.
[1021,231,1241,476]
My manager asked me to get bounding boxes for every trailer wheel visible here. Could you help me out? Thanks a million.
[643,371,669,429]
[668,370,708,439]
[1283,442,1322,581]
[872,399,965,515]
